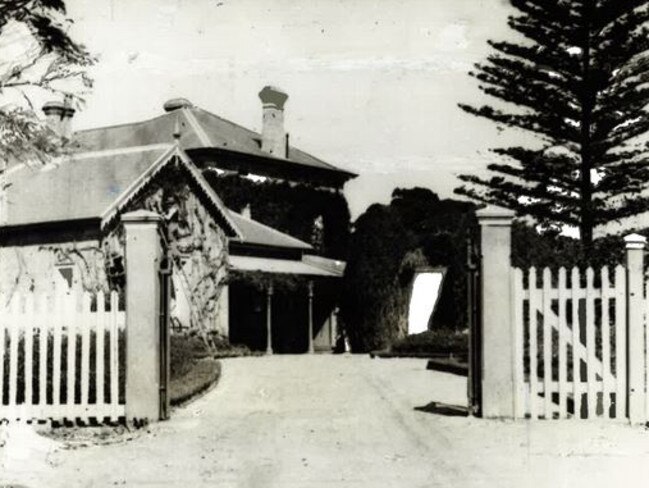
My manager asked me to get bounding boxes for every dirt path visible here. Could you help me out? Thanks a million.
[3,355,649,487]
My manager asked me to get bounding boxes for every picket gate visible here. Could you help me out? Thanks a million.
[511,265,628,420]
[0,289,125,423]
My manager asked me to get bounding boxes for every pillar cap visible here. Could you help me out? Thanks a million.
[624,233,647,250]
[122,210,163,224]
[476,205,515,225]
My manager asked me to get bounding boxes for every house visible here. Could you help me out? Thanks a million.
[0,87,356,353]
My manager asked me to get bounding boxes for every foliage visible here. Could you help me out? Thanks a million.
[340,188,476,352]
[511,221,626,270]
[0,0,95,165]
[456,0,649,245]
[203,172,352,259]
[390,330,468,355]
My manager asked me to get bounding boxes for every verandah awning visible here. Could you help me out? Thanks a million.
[228,254,345,277]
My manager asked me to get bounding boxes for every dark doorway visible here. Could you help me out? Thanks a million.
[229,282,267,351]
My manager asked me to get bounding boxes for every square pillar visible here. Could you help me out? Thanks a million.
[477,206,516,419]
[123,210,164,422]
[625,233,646,424]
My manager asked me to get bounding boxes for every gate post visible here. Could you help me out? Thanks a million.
[625,233,646,424]
[123,210,164,422]
[477,206,516,419]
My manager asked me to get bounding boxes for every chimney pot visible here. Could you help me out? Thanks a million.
[258,86,288,158]
[42,99,75,139]
[163,97,193,112]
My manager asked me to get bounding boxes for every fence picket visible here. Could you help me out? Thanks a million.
[585,267,596,418]
[8,295,19,408]
[81,293,91,410]
[52,288,63,407]
[602,267,611,418]
[557,267,567,419]
[110,291,119,420]
[512,268,525,418]
[38,292,48,409]
[24,293,34,408]
[66,292,77,414]
[529,267,538,419]
[571,267,581,419]
[542,268,552,419]
[96,292,105,407]
[615,265,627,420]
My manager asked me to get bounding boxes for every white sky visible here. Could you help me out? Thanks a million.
[60,0,516,218]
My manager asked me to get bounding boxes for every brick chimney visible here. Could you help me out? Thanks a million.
[258,86,288,158]
[42,98,75,139]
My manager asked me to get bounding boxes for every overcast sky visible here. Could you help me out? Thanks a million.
[62,0,516,218]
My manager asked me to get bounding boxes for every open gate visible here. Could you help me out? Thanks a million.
[466,233,482,417]
[158,252,172,421]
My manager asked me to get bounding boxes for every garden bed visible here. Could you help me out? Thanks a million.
[170,358,221,406]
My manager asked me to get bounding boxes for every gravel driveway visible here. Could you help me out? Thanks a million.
[4,354,649,487]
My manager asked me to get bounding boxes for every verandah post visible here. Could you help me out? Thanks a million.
[307,281,314,354]
[625,233,646,424]
[123,210,164,422]
[477,206,516,419]
[266,284,274,355]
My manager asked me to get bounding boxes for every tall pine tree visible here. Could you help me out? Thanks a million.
[456,0,649,245]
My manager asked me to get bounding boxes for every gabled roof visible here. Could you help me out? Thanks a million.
[3,145,170,227]
[73,105,355,178]
[1,144,239,236]
[1,144,321,253]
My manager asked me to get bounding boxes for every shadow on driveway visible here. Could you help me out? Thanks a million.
[414,401,468,417]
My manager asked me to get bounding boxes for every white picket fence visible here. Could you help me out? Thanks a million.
[512,266,628,420]
[0,289,125,423]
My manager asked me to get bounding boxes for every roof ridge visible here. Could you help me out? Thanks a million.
[72,143,173,160]
[74,112,173,134]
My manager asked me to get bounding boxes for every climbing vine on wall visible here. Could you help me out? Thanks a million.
[203,172,351,259]
[122,164,229,337]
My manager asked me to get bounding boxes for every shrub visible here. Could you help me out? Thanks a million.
[390,330,468,355]
[340,188,476,352]
[170,333,210,378]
